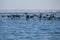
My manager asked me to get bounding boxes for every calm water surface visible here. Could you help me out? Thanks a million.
[0,13,60,40]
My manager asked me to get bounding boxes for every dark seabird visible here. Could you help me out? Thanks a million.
[26,15,30,21]
[48,14,56,20]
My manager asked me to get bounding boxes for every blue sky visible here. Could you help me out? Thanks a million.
[0,0,60,10]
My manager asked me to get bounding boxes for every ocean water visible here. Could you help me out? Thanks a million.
[0,12,60,40]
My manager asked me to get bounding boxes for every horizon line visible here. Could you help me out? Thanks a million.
[0,9,60,11]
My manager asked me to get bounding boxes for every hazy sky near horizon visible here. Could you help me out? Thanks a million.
[0,0,60,10]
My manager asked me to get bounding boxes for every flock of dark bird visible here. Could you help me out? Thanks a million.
[0,12,60,20]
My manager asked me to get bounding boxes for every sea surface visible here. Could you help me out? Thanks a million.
[0,12,60,40]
